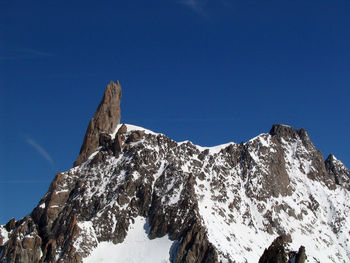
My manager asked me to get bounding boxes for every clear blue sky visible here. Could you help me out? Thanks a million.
[1,0,349,224]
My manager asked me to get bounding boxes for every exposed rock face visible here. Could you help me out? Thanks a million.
[325,154,350,190]
[258,235,306,263]
[269,124,335,190]
[1,86,350,263]
[74,80,122,167]
[174,225,218,263]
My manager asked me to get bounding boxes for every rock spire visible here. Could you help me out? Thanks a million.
[74,80,122,166]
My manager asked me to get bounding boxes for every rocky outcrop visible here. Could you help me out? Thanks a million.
[294,246,306,263]
[0,217,42,263]
[258,235,306,263]
[174,225,218,263]
[325,154,350,190]
[269,124,310,147]
[269,124,336,190]
[258,235,291,263]
[74,80,122,166]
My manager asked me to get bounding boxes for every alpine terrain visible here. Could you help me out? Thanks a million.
[1,81,349,263]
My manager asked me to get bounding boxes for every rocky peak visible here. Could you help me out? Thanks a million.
[325,154,350,190]
[326,153,336,162]
[258,234,306,263]
[269,124,298,138]
[268,124,337,189]
[269,124,311,147]
[74,80,122,167]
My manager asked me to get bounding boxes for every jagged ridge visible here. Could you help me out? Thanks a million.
[1,82,349,263]
[1,123,349,262]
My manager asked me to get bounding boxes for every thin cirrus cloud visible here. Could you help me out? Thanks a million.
[178,0,233,16]
[179,0,208,15]
[26,138,54,167]
[0,47,52,60]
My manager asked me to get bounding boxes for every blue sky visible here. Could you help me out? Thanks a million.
[1,0,349,223]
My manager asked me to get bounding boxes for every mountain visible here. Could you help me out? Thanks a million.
[1,81,349,263]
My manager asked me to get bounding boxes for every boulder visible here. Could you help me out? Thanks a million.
[126,130,145,143]
[117,124,127,135]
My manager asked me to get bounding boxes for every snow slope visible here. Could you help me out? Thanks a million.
[84,217,174,263]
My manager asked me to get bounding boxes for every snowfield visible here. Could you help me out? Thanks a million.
[84,217,174,263]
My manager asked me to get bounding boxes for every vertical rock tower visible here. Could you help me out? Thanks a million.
[74,80,122,166]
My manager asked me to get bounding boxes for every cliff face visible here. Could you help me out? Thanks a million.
[325,154,350,190]
[1,81,349,263]
[74,80,122,167]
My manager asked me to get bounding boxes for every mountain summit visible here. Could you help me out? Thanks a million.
[1,81,349,263]
[74,80,122,167]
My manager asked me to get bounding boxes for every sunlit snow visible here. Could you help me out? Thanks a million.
[83,217,174,263]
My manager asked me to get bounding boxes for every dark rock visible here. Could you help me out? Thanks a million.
[270,124,312,148]
[5,218,16,232]
[259,235,307,263]
[42,239,57,262]
[269,124,299,139]
[0,218,43,263]
[175,225,218,263]
[90,151,105,166]
[126,130,144,143]
[117,124,127,135]
[112,134,122,154]
[325,154,350,190]
[307,150,336,190]
[198,149,209,160]
[295,246,306,263]
[74,80,122,166]
[123,144,131,152]
[269,124,336,190]
[117,195,129,206]
[258,235,292,263]
[99,133,112,149]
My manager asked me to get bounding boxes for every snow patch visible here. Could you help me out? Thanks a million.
[0,226,9,244]
[111,123,159,138]
[195,142,236,154]
[83,217,174,263]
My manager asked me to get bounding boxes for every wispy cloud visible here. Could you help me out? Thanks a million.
[26,138,54,167]
[178,0,233,16]
[0,47,53,60]
[179,0,208,16]
[19,48,52,57]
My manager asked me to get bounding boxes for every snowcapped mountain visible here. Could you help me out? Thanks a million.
[1,81,349,263]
